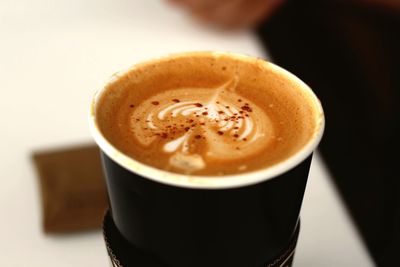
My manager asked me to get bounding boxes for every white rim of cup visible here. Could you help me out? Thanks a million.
[89,51,325,190]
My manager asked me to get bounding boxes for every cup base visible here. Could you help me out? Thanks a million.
[103,210,299,267]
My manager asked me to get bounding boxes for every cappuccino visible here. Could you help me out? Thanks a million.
[96,52,321,175]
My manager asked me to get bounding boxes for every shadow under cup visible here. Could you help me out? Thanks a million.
[90,52,324,267]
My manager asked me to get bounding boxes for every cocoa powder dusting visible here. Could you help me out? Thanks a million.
[241,105,252,112]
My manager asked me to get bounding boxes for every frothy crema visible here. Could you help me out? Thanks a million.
[95,52,322,176]
[130,78,273,172]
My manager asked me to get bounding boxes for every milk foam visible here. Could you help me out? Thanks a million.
[130,79,274,173]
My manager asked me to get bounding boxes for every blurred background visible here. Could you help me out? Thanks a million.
[1,0,398,266]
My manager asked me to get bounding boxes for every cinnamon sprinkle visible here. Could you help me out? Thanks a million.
[241,105,252,112]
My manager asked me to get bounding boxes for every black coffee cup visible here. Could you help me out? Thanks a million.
[90,52,324,267]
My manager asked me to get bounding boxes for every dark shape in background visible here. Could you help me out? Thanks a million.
[257,0,400,266]
[33,144,108,233]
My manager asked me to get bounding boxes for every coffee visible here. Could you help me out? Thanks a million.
[96,52,322,175]
[91,52,324,267]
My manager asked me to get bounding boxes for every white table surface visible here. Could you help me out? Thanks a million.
[0,0,375,266]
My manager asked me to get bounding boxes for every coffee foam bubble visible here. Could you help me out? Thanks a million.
[130,78,273,172]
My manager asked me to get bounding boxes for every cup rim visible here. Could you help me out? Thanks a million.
[89,51,324,189]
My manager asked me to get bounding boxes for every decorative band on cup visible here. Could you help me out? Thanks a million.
[103,210,122,267]
[103,210,299,267]
[102,210,165,267]
[266,223,299,267]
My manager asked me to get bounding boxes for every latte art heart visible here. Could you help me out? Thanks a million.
[130,81,273,172]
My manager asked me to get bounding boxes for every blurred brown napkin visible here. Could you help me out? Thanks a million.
[32,144,108,233]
